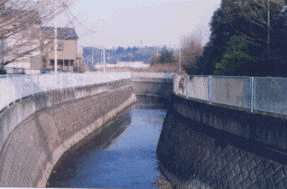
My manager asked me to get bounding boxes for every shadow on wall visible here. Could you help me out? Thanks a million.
[47,108,132,187]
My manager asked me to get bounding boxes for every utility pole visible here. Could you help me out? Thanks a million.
[179,49,182,73]
[91,47,94,69]
[54,0,58,74]
[103,47,106,72]
[102,18,106,72]
[1,24,4,70]
[1,2,4,70]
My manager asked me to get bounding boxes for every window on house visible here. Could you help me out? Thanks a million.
[70,60,74,66]
[64,60,69,66]
[51,41,64,51]
[58,60,63,66]
[58,41,64,51]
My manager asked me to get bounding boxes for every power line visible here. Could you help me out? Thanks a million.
[61,0,97,35]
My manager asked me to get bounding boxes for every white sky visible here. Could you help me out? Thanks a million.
[56,0,221,48]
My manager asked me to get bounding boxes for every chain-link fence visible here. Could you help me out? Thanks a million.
[186,76,209,101]
[211,76,251,109]
[173,74,287,115]
[254,77,287,114]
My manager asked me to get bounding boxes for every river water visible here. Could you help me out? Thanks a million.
[47,105,167,188]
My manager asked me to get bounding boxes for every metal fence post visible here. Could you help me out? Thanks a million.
[185,75,188,97]
[177,75,179,95]
[6,75,9,108]
[72,73,75,90]
[208,75,212,102]
[251,77,254,112]
[12,75,15,104]
[20,76,22,102]
[0,79,3,110]
[176,74,178,95]
[174,74,178,95]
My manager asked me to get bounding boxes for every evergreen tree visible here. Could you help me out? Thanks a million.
[196,0,287,76]
[157,46,175,64]
[214,36,256,75]
[196,8,232,75]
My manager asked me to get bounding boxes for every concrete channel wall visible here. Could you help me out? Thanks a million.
[131,72,174,107]
[0,71,173,187]
[157,109,287,189]
[0,74,137,187]
[172,93,287,151]
[0,72,132,112]
[157,93,287,189]
[132,73,173,98]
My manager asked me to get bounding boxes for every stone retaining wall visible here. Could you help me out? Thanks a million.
[0,79,136,187]
[157,96,287,189]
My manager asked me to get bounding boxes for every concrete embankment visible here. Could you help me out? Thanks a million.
[157,94,287,189]
[0,79,136,187]
[132,75,173,108]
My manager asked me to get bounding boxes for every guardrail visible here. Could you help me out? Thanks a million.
[173,74,287,115]
[0,72,132,113]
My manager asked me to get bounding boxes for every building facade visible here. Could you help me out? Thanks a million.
[41,27,79,72]
[1,2,82,74]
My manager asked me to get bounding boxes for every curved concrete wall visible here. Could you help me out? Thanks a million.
[172,94,287,151]
[0,79,136,187]
[0,72,132,112]
[157,109,287,189]
[157,94,287,189]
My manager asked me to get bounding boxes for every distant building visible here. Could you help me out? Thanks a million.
[41,27,80,72]
[1,0,82,74]
[83,46,157,70]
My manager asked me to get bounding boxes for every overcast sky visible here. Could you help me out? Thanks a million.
[56,0,221,48]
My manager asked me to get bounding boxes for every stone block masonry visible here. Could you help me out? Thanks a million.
[0,79,136,187]
[157,95,287,189]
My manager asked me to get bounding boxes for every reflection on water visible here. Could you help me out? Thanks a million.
[47,105,167,188]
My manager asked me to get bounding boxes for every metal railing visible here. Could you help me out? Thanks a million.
[173,74,287,115]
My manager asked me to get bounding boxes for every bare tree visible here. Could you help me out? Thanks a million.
[179,31,203,73]
[0,0,75,70]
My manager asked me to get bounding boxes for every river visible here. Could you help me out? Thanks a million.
[47,105,168,188]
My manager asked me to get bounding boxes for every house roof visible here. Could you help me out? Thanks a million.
[41,27,79,40]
